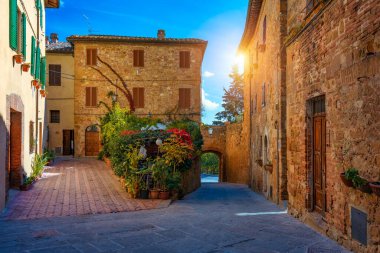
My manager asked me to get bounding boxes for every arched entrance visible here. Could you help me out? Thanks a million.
[201,151,224,183]
[85,125,100,156]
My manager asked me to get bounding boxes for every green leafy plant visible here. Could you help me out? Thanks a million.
[43,148,56,161]
[352,176,367,188]
[344,167,359,181]
[31,153,48,180]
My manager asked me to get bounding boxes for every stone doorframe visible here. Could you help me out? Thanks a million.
[5,94,25,190]
[305,92,326,212]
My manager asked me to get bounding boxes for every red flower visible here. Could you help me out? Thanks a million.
[120,130,139,136]
[167,128,193,146]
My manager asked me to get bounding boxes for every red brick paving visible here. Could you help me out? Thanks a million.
[5,158,167,220]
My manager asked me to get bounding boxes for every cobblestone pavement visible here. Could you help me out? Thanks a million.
[2,158,168,220]
[0,183,350,253]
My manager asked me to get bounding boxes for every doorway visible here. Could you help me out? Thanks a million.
[201,152,221,183]
[9,110,22,188]
[312,96,326,214]
[85,125,100,156]
[62,130,74,155]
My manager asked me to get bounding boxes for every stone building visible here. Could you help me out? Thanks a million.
[0,0,60,210]
[286,0,380,251]
[45,34,75,155]
[239,0,288,205]
[67,31,207,157]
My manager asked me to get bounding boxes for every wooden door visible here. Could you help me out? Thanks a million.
[63,130,74,155]
[85,131,99,156]
[313,114,326,213]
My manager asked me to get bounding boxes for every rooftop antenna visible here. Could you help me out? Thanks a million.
[82,14,97,35]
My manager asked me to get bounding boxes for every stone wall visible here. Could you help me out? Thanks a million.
[286,0,380,252]
[241,0,288,204]
[224,123,249,185]
[71,40,205,157]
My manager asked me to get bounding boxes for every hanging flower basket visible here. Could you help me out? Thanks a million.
[35,83,41,90]
[40,90,46,97]
[13,54,23,64]
[21,63,30,72]
[32,80,39,87]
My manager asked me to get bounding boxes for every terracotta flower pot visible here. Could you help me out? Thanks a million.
[40,90,46,97]
[159,191,170,200]
[21,63,30,72]
[14,54,23,64]
[358,182,372,194]
[149,189,160,199]
[32,80,39,87]
[20,183,33,191]
[369,182,380,197]
[340,173,353,187]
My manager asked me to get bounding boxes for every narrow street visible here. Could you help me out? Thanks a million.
[0,182,349,253]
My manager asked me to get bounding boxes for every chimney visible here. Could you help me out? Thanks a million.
[51,33,58,43]
[157,29,166,39]
[45,35,50,45]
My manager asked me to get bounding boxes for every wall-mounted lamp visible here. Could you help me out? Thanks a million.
[156,138,163,146]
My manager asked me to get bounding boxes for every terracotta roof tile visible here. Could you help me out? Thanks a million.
[46,42,73,54]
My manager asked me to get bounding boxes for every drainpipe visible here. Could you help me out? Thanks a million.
[249,74,253,188]
[35,5,40,154]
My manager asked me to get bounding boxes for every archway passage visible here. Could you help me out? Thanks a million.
[201,151,222,183]
[85,125,100,157]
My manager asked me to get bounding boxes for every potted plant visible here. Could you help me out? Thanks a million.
[40,89,46,98]
[43,149,56,166]
[32,80,39,87]
[264,161,273,173]
[167,171,182,200]
[341,168,358,187]
[149,187,160,199]
[21,63,30,72]
[137,169,150,199]
[352,176,372,194]
[256,159,263,167]
[13,54,23,64]
[369,182,380,197]
[20,177,35,191]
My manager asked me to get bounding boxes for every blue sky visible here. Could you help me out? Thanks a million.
[46,0,248,124]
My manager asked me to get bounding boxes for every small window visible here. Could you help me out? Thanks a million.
[179,88,191,109]
[179,51,190,68]
[29,121,34,153]
[50,110,60,123]
[85,87,97,107]
[263,16,267,44]
[49,64,61,86]
[133,50,144,67]
[133,87,145,108]
[86,49,97,66]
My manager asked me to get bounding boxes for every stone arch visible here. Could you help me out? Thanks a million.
[201,149,225,182]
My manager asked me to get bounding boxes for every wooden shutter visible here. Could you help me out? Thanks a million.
[31,36,36,76]
[49,65,54,84]
[85,87,91,106]
[185,52,190,68]
[133,88,144,108]
[9,0,18,50]
[22,13,26,60]
[133,50,144,67]
[179,88,191,108]
[35,47,41,80]
[39,0,43,29]
[180,51,190,68]
[40,57,46,89]
[92,49,97,65]
[92,87,97,106]
[55,65,61,85]
[86,49,91,65]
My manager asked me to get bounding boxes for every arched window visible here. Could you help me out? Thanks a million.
[263,16,267,44]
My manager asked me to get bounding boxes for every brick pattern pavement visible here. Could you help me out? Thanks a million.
[4,158,166,220]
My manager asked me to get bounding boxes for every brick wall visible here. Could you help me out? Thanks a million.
[286,0,380,251]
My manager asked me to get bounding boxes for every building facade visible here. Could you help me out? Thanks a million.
[0,0,59,210]
[239,0,288,204]
[45,35,74,156]
[286,0,380,252]
[67,31,207,157]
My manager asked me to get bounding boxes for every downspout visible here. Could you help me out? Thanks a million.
[35,4,40,154]
[249,73,253,188]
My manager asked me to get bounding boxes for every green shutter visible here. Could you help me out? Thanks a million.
[9,0,18,50]
[40,57,46,89]
[35,47,41,80]
[31,36,36,76]
[22,13,26,60]
[39,0,43,29]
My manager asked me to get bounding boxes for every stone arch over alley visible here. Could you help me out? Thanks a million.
[201,124,249,185]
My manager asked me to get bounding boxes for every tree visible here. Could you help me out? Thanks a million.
[214,65,244,123]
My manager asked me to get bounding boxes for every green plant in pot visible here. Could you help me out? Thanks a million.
[341,167,358,187]
[136,168,150,199]
[352,175,372,194]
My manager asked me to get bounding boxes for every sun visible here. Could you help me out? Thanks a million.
[233,54,245,74]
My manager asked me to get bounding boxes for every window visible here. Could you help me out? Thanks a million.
[133,50,144,67]
[262,83,266,107]
[50,110,60,123]
[85,87,97,107]
[263,16,267,44]
[29,121,34,153]
[179,88,191,109]
[9,0,18,50]
[86,49,97,66]
[133,87,145,108]
[179,51,190,68]
[49,64,61,86]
